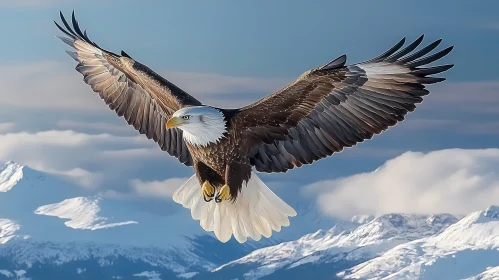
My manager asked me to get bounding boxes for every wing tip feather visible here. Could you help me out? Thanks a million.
[321,54,347,70]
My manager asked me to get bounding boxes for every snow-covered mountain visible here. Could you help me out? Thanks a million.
[207,212,458,279]
[1,160,499,280]
[202,206,499,280]
[341,205,499,280]
[0,160,334,279]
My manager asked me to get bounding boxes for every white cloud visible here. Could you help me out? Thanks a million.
[163,71,287,97]
[43,168,104,190]
[304,148,499,219]
[0,130,156,188]
[0,130,147,148]
[0,62,104,111]
[130,177,188,199]
[397,118,499,135]
[100,148,164,159]
[0,61,287,111]
[3,60,498,128]
[427,81,499,113]
[0,123,14,133]
[56,120,131,134]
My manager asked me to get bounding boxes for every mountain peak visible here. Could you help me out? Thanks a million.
[350,214,375,224]
[333,213,457,249]
[375,213,412,226]
[366,213,425,233]
[343,207,499,280]
[0,161,24,192]
[456,205,499,226]
[484,205,499,219]
[1,160,23,170]
[426,213,458,226]
[371,213,457,230]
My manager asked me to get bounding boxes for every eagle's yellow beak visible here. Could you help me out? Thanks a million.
[166,117,184,129]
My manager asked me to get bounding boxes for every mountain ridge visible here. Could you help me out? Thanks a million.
[341,205,499,279]
[207,211,459,279]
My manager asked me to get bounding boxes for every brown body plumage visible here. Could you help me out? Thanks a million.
[187,117,252,200]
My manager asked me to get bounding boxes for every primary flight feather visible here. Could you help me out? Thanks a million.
[55,11,454,243]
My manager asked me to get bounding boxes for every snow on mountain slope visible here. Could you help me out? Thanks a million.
[211,220,360,276]
[210,212,457,279]
[464,266,499,280]
[134,271,162,280]
[0,162,23,192]
[34,197,137,230]
[0,219,24,244]
[0,240,215,274]
[342,206,499,280]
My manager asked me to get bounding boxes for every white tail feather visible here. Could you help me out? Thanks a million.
[172,172,297,243]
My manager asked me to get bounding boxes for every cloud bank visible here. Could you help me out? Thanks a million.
[0,130,157,188]
[0,123,14,133]
[427,81,499,113]
[130,177,189,199]
[305,148,499,218]
[0,61,287,111]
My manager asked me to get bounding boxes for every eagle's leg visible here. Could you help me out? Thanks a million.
[216,163,236,203]
[202,181,215,202]
[195,161,220,203]
[215,162,251,203]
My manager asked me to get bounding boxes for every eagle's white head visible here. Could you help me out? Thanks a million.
[166,106,227,147]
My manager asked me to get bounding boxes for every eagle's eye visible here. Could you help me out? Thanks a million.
[182,115,190,120]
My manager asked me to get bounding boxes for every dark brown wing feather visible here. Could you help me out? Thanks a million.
[232,35,454,173]
[55,11,202,166]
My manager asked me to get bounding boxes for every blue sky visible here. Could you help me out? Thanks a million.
[0,1,498,221]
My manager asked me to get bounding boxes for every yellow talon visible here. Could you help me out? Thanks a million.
[202,181,215,202]
[215,184,231,203]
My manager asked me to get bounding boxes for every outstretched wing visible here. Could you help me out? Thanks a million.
[55,11,202,166]
[233,35,454,173]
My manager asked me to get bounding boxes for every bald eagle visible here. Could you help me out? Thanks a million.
[55,11,454,243]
